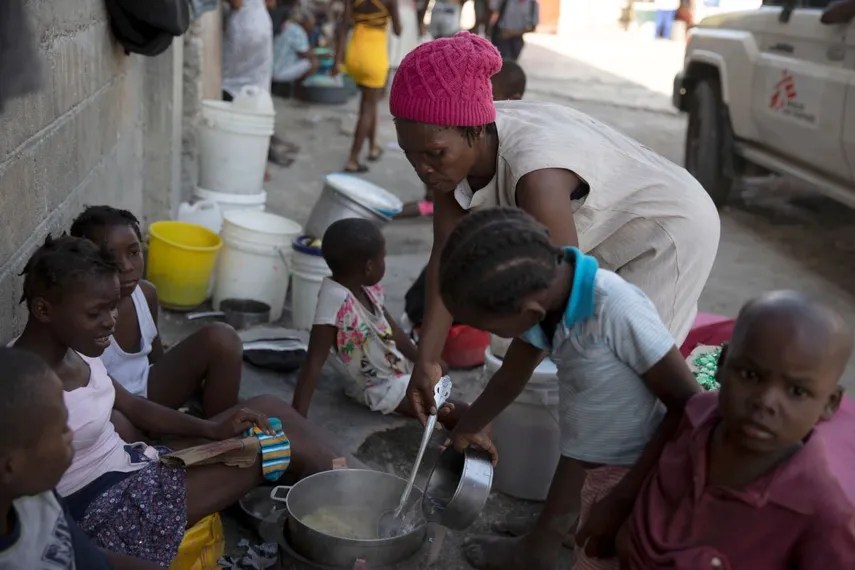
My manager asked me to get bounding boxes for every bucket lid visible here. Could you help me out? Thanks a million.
[292,235,324,256]
[222,210,302,236]
[195,186,268,205]
[325,173,403,214]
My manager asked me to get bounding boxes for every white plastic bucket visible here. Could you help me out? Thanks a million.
[291,236,332,330]
[485,348,561,501]
[213,211,302,321]
[231,85,275,115]
[193,186,267,234]
[199,100,274,195]
[177,200,223,235]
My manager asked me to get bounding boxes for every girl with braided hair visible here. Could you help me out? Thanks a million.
[389,31,719,570]
[70,205,242,422]
[11,235,356,566]
[439,208,702,570]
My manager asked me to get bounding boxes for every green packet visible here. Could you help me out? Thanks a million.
[690,345,722,391]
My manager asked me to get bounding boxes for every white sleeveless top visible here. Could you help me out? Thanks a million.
[58,354,149,496]
[454,100,721,342]
[101,285,158,397]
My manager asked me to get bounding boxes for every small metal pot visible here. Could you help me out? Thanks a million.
[422,447,493,531]
[277,469,426,567]
[239,486,287,532]
[186,298,271,330]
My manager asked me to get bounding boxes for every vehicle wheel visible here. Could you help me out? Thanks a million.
[685,79,737,207]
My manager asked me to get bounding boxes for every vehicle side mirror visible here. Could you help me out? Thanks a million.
[779,0,796,23]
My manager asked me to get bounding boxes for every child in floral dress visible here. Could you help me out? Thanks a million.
[292,219,465,426]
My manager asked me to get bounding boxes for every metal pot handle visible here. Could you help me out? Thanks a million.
[269,485,292,502]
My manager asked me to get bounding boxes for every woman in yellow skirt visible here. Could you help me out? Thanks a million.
[334,0,401,172]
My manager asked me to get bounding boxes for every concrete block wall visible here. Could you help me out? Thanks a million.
[0,0,181,343]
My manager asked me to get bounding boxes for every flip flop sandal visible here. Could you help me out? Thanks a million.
[344,163,369,173]
[367,147,384,162]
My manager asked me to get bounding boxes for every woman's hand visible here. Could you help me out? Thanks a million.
[407,361,447,425]
[208,407,274,440]
[446,430,498,465]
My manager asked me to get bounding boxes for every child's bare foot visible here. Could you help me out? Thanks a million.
[463,533,560,570]
[491,513,578,548]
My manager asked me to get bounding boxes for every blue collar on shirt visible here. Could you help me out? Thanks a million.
[520,247,598,351]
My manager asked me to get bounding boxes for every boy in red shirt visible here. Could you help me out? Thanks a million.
[621,290,855,569]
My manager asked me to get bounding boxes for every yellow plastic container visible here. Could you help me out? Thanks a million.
[170,513,225,570]
[147,221,223,310]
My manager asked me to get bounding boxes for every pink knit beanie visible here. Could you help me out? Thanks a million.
[389,32,502,127]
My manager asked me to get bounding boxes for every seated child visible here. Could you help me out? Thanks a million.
[293,219,465,426]
[12,236,352,566]
[70,206,241,419]
[0,347,158,570]
[273,9,319,84]
[396,59,526,219]
[437,208,702,570]
[621,290,855,569]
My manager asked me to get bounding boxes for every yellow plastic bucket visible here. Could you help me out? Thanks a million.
[169,513,225,570]
[147,221,223,310]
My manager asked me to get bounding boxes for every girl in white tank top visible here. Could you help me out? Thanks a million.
[100,285,158,397]
[70,206,243,418]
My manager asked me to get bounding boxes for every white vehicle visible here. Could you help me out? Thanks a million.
[674,0,855,207]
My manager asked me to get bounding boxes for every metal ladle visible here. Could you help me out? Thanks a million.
[377,376,453,539]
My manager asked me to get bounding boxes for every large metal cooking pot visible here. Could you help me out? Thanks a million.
[279,469,426,567]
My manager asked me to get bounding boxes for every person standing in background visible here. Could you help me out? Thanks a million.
[222,0,298,166]
[419,0,462,38]
[389,0,420,69]
[489,0,538,61]
[654,0,679,40]
[471,0,491,35]
[334,0,401,172]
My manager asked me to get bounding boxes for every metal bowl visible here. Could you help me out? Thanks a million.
[297,85,351,105]
[239,486,287,531]
[422,447,493,531]
[303,177,393,240]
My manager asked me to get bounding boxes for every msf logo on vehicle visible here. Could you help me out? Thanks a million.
[769,70,797,111]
